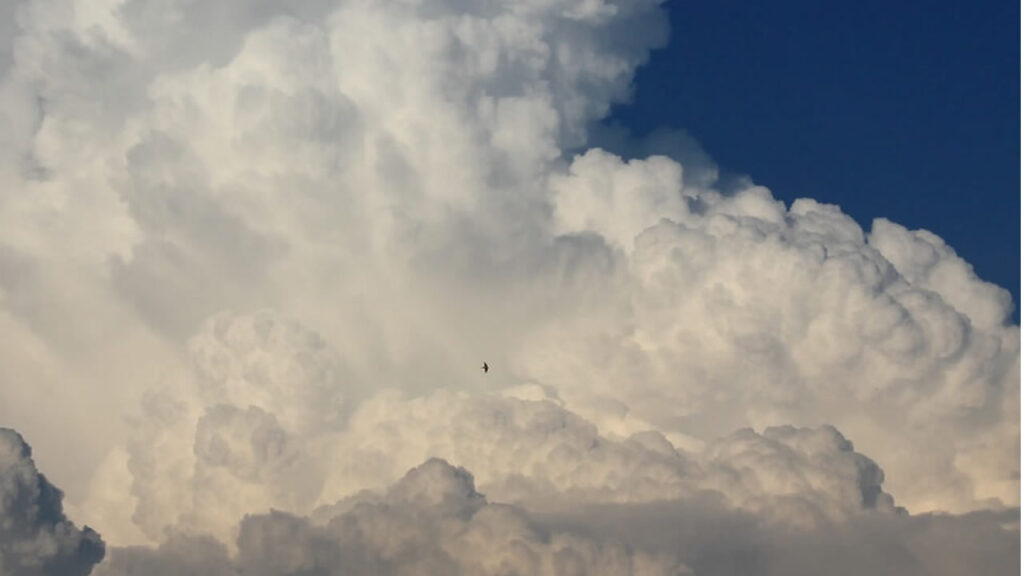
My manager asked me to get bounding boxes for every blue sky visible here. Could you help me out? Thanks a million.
[609,0,1020,321]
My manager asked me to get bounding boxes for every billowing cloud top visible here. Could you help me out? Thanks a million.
[0,0,1017,574]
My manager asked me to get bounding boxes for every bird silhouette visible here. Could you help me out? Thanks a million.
[481,362,489,374]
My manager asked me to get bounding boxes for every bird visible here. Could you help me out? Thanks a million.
[481,362,489,374]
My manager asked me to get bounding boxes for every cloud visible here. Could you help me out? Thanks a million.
[0,428,104,576]
[187,310,347,434]
[91,535,235,576]
[537,156,1019,511]
[539,500,1020,576]
[0,0,1017,572]
[96,458,687,576]
[112,311,345,543]
[6,425,1019,575]
[325,388,903,525]
[96,333,905,543]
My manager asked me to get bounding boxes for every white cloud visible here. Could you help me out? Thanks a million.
[534,159,1019,511]
[6,426,1011,576]
[539,500,1020,576]
[324,388,903,526]
[95,331,905,542]
[0,0,1017,572]
[96,458,687,576]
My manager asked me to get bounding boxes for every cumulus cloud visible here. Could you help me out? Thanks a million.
[13,426,1017,576]
[89,318,905,544]
[322,388,902,525]
[0,0,1017,573]
[537,158,1019,511]
[96,458,687,576]
[0,428,104,576]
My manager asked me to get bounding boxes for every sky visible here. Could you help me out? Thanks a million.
[608,0,1021,319]
[0,1,1019,575]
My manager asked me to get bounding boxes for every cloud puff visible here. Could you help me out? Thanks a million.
[540,499,1020,576]
[4,425,1018,576]
[536,152,1019,511]
[80,438,1021,576]
[108,333,903,542]
[97,458,687,576]
[328,388,903,525]
[187,310,347,434]
[0,428,104,576]
[118,311,343,543]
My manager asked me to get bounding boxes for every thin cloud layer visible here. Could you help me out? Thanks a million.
[0,0,1017,573]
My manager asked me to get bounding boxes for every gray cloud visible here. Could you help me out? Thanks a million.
[539,500,1019,576]
[0,428,104,576]
[90,450,1022,576]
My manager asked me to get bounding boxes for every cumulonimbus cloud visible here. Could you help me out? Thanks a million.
[0,0,1017,573]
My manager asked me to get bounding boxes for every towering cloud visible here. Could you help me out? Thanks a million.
[540,157,1019,510]
[0,0,1017,573]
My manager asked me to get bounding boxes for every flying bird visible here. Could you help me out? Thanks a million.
[481,362,488,374]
